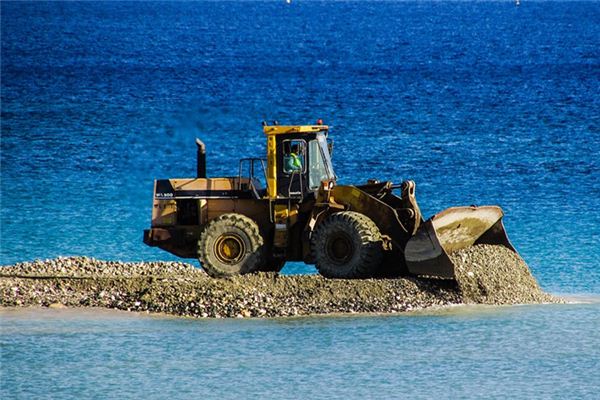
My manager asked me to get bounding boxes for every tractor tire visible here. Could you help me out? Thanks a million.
[311,211,384,279]
[198,213,265,278]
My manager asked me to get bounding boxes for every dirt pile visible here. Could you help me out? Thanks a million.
[450,244,558,304]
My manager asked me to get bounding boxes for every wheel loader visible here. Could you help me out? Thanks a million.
[143,121,516,279]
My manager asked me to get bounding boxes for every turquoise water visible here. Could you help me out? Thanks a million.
[1,302,599,399]
[1,1,599,398]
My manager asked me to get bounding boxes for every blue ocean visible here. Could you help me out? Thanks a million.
[1,1,599,399]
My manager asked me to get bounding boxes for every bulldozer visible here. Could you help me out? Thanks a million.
[143,121,516,279]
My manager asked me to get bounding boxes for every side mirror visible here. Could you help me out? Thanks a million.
[327,139,334,157]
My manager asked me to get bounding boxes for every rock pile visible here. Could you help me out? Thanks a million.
[0,246,561,318]
[450,244,557,304]
[0,257,459,317]
[1,256,204,278]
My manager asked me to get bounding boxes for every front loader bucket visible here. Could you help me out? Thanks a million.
[404,206,516,279]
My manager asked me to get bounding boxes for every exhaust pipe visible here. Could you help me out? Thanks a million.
[196,138,206,178]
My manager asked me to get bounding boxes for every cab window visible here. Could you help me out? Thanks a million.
[308,138,329,189]
[282,139,306,174]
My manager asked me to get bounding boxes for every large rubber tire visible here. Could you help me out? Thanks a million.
[198,213,265,278]
[311,211,384,279]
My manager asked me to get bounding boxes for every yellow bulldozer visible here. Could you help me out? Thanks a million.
[144,121,516,278]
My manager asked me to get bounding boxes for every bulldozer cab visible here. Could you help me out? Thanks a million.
[263,124,335,199]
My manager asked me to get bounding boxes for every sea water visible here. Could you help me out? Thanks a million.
[1,1,599,398]
[1,303,599,399]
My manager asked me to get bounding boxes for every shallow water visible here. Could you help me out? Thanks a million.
[1,1,599,398]
[1,303,600,399]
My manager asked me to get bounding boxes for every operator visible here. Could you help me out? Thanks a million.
[285,144,303,172]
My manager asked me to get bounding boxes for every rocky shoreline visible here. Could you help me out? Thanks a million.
[0,246,562,318]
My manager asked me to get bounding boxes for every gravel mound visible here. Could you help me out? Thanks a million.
[0,248,560,318]
[1,256,204,278]
[450,244,558,304]
[0,257,458,317]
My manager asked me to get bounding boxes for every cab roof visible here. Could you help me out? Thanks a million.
[263,125,329,135]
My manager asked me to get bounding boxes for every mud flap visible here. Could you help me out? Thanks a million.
[404,206,516,279]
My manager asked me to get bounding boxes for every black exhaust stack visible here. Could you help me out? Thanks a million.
[196,138,206,178]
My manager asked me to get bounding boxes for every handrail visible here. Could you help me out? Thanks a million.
[238,158,268,199]
[288,170,304,198]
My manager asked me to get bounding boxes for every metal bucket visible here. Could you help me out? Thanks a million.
[404,206,516,279]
